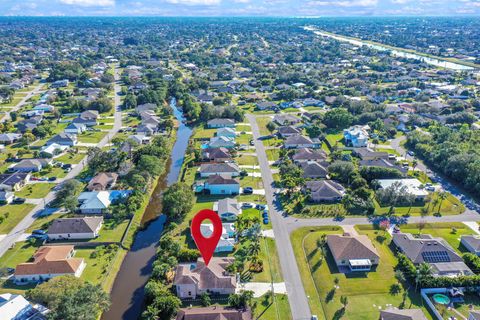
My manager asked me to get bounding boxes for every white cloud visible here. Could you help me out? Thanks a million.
[164,0,222,5]
[60,0,115,6]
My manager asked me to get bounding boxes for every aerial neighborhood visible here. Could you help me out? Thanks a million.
[0,14,480,320]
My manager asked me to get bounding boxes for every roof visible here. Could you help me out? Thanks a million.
[392,233,463,264]
[461,235,480,251]
[176,306,252,320]
[377,179,428,197]
[327,234,379,261]
[0,294,35,319]
[80,110,99,119]
[217,198,239,215]
[430,261,473,275]
[300,161,328,178]
[305,180,345,199]
[78,191,111,210]
[47,217,103,235]
[207,118,235,126]
[15,246,84,276]
[13,159,50,170]
[200,163,239,174]
[273,114,300,124]
[380,308,428,320]
[284,134,315,146]
[292,148,327,161]
[173,257,236,290]
[206,175,239,186]
[87,172,118,191]
[202,148,231,160]
[0,172,29,187]
[278,126,301,135]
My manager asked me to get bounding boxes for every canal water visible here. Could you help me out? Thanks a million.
[102,98,192,320]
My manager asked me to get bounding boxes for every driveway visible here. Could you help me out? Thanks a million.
[0,65,124,258]
[237,282,287,298]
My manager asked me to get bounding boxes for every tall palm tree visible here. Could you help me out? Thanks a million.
[438,192,447,214]
[415,262,432,291]
[248,240,261,257]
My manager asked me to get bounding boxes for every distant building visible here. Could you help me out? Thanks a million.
[343,125,369,148]
[284,134,320,149]
[199,163,240,178]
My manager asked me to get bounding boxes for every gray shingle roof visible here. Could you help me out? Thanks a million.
[47,217,103,234]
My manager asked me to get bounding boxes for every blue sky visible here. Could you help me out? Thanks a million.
[2,0,480,16]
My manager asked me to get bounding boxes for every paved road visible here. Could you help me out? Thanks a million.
[0,83,45,123]
[0,65,123,258]
[247,114,312,320]
[247,114,480,320]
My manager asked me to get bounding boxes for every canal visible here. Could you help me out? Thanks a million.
[102,98,192,320]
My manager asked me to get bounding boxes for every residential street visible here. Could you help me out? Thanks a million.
[248,114,480,320]
[0,82,45,123]
[0,65,123,258]
[247,113,312,320]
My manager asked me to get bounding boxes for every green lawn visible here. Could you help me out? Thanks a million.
[325,132,345,149]
[55,152,86,164]
[0,204,35,234]
[374,192,464,216]
[0,240,41,269]
[248,237,283,283]
[291,226,433,320]
[237,133,253,145]
[16,183,55,198]
[256,116,274,136]
[96,219,129,243]
[236,124,251,132]
[76,246,119,285]
[397,222,474,253]
[237,154,259,166]
[193,126,216,139]
[265,149,280,162]
[239,176,263,189]
[253,294,292,320]
[78,131,107,143]
[26,213,65,233]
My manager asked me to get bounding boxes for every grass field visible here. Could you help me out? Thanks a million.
[55,152,86,164]
[78,131,107,143]
[0,204,35,234]
[237,154,259,166]
[253,294,292,320]
[325,132,345,149]
[16,183,55,198]
[291,226,433,320]
[256,116,274,136]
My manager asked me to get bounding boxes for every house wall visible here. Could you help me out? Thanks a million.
[207,184,240,195]
[176,284,197,299]
[461,239,480,256]
[79,208,104,214]
[200,172,239,178]
[48,232,96,240]
[285,143,318,149]
[14,261,86,283]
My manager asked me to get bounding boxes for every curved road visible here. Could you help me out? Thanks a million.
[247,114,480,320]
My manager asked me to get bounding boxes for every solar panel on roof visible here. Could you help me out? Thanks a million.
[422,251,450,263]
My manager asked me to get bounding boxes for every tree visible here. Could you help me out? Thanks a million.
[200,292,212,307]
[415,262,432,290]
[437,192,447,214]
[162,182,194,220]
[248,240,261,257]
[228,290,254,309]
[53,179,82,209]
[323,108,354,130]
[340,295,348,309]
[27,276,110,320]
[266,121,276,135]
[328,161,355,184]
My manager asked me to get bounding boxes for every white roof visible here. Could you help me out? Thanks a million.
[200,223,236,239]
[41,143,69,154]
[377,179,428,197]
[349,259,372,266]
[0,293,32,320]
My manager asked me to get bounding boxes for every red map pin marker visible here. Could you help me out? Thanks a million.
[191,209,222,266]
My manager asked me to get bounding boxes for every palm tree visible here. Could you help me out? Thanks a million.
[437,192,447,214]
[415,263,432,291]
[248,240,261,257]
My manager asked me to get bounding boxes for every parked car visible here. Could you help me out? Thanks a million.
[249,140,254,146]
[48,177,57,181]
[262,212,268,218]
[263,218,269,224]
[243,187,253,194]
[12,198,26,204]
[62,163,72,169]
[256,204,268,210]
[407,150,415,156]
[27,234,48,241]
[32,229,46,235]
[241,202,254,209]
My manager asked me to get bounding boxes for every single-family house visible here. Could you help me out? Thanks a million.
[11,159,51,173]
[136,124,157,136]
[0,133,22,145]
[173,257,236,299]
[0,191,14,204]
[80,110,99,122]
[277,126,301,138]
[136,103,157,114]
[344,125,369,148]
[392,233,473,277]
[380,308,428,320]
[273,114,301,126]
[327,233,380,272]
[128,134,150,145]
[14,245,86,283]
[176,306,252,320]
[305,180,345,203]
[352,148,389,161]
[46,133,77,147]
[256,101,277,110]
[199,163,240,178]
[51,79,69,88]
[204,175,240,195]
[217,127,237,139]
[213,198,240,221]
[0,172,30,191]
[64,123,86,134]
[207,118,235,128]
[33,104,54,113]
[0,293,48,320]
[202,148,232,163]
[292,148,327,163]
[377,179,428,201]
[87,172,118,191]
[300,161,329,179]
[284,134,320,149]
[47,217,104,240]
[77,191,111,214]
[461,235,480,256]
[40,143,69,157]
[200,223,236,253]
[208,136,236,149]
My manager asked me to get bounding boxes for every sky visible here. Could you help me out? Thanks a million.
[2,0,480,16]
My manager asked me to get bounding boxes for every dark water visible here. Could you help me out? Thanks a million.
[102,98,192,320]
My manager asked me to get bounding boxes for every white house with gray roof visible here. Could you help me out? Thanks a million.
[47,217,104,240]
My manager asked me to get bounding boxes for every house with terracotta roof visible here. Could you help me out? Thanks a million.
[173,257,236,299]
[14,245,86,283]
[87,172,118,191]
[176,306,252,320]
[327,233,380,272]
